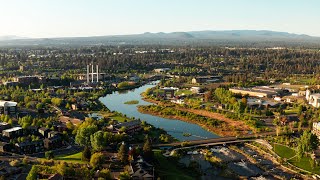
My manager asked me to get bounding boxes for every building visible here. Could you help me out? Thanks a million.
[313,122,320,139]
[44,136,63,150]
[13,75,46,85]
[306,92,320,108]
[154,68,170,73]
[0,122,11,133]
[190,87,202,94]
[0,101,17,115]
[229,86,281,98]
[2,127,23,138]
[15,140,44,154]
[130,156,154,180]
[115,120,142,134]
[191,76,221,84]
[38,127,50,138]
[0,142,11,152]
[159,87,178,99]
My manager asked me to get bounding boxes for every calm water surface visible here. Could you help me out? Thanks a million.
[99,82,219,141]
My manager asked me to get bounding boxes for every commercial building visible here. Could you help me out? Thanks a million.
[229,86,281,98]
[306,90,320,108]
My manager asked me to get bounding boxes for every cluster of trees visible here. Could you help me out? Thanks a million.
[2,46,320,78]
[75,119,126,152]
[296,131,319,162]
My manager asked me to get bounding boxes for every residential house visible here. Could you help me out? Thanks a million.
[130,156,154,180]
[44,136,63,150]
[15,140,44,154]
[2,127,23,138]
[0,142,11,152]
[0,122,11,133]
[39,127,50,138]
[115,120,142,134]
[0,100,18,115]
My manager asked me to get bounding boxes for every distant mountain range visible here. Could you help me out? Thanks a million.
[1,30,320,47]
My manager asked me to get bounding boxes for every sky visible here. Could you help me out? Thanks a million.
[0,0,320,38]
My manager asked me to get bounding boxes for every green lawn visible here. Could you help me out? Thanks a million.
[175,90,193,96]
[284,108,299,115]
[54,152,86,164]
[272,143,296,159]
[272,143,320,174]
[109,115,128,122]
[289,156,320,174]
[154,150,194,180]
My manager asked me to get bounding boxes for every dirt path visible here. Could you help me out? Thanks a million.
[175,107,253,133]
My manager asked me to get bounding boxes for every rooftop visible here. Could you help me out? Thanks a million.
[3,127,22,133]
[0,100,17,107]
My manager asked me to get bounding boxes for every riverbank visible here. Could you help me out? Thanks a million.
[138,105,242,137]
[141,97,253,137]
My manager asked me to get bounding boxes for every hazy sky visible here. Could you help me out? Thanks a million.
[1,0,320,38]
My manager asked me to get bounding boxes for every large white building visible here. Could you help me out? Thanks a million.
[306,89,320,108]
[0,101,17,115]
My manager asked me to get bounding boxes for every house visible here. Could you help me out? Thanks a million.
[48,131,61,138]
[0,122,11,133]
[15,140,44,154]
[39,127,50,138]
[0,142,11,152]
[159,87,177,99]
[0,100,18,115]
[278,115,299,125]
[2,127,23,138]
[154,68,170,73]
[190,87,202,94]
[307,93,320,108]
[313,122,320,139]
[115,120,142,134]
[130,156,154,180]
[171,99,185,105]
[44,136,63,150]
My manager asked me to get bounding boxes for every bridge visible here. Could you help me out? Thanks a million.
[153,128,302,148]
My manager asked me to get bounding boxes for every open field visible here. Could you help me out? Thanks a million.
[54,152,86,164]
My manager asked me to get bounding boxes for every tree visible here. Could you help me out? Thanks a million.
[91,131,105,152]
[45,151,54,160]
[82,146,92,161]
[204,90,212,102]
[51,97,62,106]
[27,165,38,180]
[99,168,112,179]
[143,137,153,160]
[55,162,67,176]
[296,130,319,160]
[119,171,131,180]
[75,125,98,146]
[118,143,128,164]
[90,152,104,169]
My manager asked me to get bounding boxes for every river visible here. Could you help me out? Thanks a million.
[99,82,219,141]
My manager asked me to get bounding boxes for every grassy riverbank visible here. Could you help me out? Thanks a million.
[138,105,248,137]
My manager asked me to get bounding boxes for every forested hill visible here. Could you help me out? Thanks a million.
[1,30,320,47]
